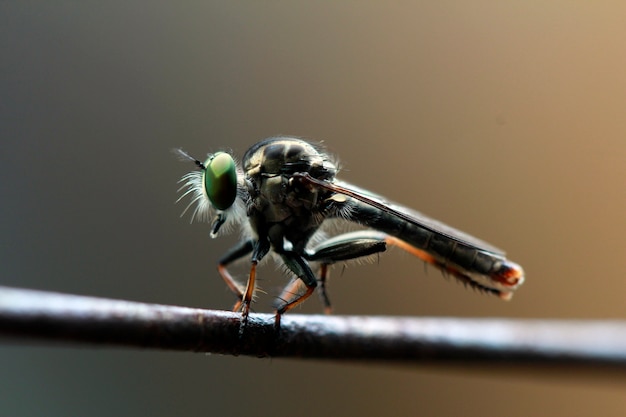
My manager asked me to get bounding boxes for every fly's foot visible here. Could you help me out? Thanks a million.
[273,310,283,332]
[238,300,251,336]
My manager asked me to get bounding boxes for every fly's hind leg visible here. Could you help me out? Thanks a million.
[303,230,389,314]
[318,264,332,314]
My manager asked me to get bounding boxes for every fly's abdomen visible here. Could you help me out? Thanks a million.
[349,198,524,297]
[428,232,494,274]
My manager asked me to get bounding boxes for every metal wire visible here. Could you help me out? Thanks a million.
[1,285,626,375]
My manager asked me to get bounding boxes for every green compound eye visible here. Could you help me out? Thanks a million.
[202,152,238,210]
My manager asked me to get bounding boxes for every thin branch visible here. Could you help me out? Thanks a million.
[2,285,626,373]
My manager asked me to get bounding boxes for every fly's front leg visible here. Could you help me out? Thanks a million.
[217,239,270,323]
[305,231,389,314]
[217,239,254,311]
[240,240,270,323]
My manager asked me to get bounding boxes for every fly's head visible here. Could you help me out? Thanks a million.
[175,148,244,237]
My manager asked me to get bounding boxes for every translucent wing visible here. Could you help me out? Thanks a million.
[294,173,505,255]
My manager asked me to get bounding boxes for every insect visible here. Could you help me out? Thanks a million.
[176,137,524,325]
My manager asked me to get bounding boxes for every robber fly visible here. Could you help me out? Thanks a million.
[176,137,524,325]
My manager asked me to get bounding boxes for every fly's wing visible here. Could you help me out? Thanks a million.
[326,179,506,256]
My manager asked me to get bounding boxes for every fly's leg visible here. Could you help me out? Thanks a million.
[239,261,257,321]
[336,232,510,298]
[217,239,254,311]
[273,253,318,329]
[318,264,332,314]
[241,240,270,324]
[381,235,509,298]
[311,231,477,294]
[304,230,389,314]
[275,262,330,315]
[275,277,305,313]
[217,239,270,324]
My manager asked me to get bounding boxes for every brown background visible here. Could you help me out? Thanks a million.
[1,2,625,416]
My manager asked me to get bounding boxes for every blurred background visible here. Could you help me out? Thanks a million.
[1,2,625,416]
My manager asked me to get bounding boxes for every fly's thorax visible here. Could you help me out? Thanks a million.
[242,137,337,240]
[242,137,338,223]
[246,174,292,223]
[242,137,337,181]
